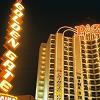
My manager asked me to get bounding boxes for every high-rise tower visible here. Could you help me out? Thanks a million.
[35,24,100,100]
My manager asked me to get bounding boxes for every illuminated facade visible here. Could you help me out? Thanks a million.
[0,0,24,94]
[35,24,100,100]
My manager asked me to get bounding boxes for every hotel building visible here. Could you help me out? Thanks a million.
[35,24,100,100]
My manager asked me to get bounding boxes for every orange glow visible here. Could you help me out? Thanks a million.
[3,60,16,71]
[0,80,13,93]
[7,38,20,49]
[14,9,23,17]
[75,24,100,40]
[5,50,17,61]
[10,30,20,40]
[0,93,17,100]
[0,1,24,93]
[14,2,24,11]
[11,23,21,32]
[12,15,20,24]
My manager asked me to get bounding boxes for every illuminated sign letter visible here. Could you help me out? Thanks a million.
[0,80,12,93]
[3,60,15,71]
[14,9,23,17]
[10,30,20,40]
[3,69,14,81]
[11,23,21,31]
[75,25,85,35]
[12,15,19,24]
[5,50,17,61]
[15,2,24,11]
[8,38,19,48]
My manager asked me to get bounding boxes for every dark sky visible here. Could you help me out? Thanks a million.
[0,0,100,97]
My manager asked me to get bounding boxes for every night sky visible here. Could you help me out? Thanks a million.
[0,0,100,97]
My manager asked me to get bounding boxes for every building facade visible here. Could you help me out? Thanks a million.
[35,24,100,100]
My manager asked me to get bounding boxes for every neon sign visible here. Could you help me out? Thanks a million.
[0,1,24,93]
[75,24,100,40]
[0,93,17,100]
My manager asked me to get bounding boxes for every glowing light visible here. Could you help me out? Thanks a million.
[0,93,17,100]
[14,2,24,11]
[11,23,21,32]
[12,16,20,24]
[75,24,100,40]
[0,80,13,93]
[10,30,20,40]
[0,1,24,93]
[14,9,23,17]
[8,38,19,49]
[3,69,14,81]
[3,60,15,71]
[5,50,17,61]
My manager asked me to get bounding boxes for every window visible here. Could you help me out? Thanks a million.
[64,38,68,41]
[50,69,54,74]
[97,92,100,96]
[69,67,73,71]
[95,74,100,79]
[84,85,88,90]
[50,59,55,63]
[96,80,100,84]
[50,64,54,68]
[50,75,54,80]
[69,62,73,66]
[91,86,95,91]
[70,89,74,94]
[70,96,74,100]
[92,49,97,53]
[85,91,88,96]
[70,77,74,82]
[69,47,73,51]
[64,95,68,100]
[49,87,54,92]
[82,50,85,53]
[90,80,95,85]
[48,93,54,98]
[64,61,68,65]
[69,57,73,61]
[64,51,68,55]
[64,56,68,60]
[64,47,68,50]
[64,89,68,94]
[91,92,96,97]
[95,69,99,73]
[88,59,92,63]
[70,83,74,88]
[64,71,68,76]
[90,75,94,79]
[64,82,68,87]
[49,81,54,86]
[84,80,87,84]
[69,43,72,46]
[69,72,74,77]
[81,41,85,44]
[50,54,55,58]
[97,38,100,42]
[64,66,68,70]
[51,35,55,39]
[51,40,55,43]
[64,77,68,81]
[51,44,55,48]
[69,52,73,56]
[51,49,55,53]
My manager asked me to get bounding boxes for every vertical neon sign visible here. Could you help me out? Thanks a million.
[0,1,24,93]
